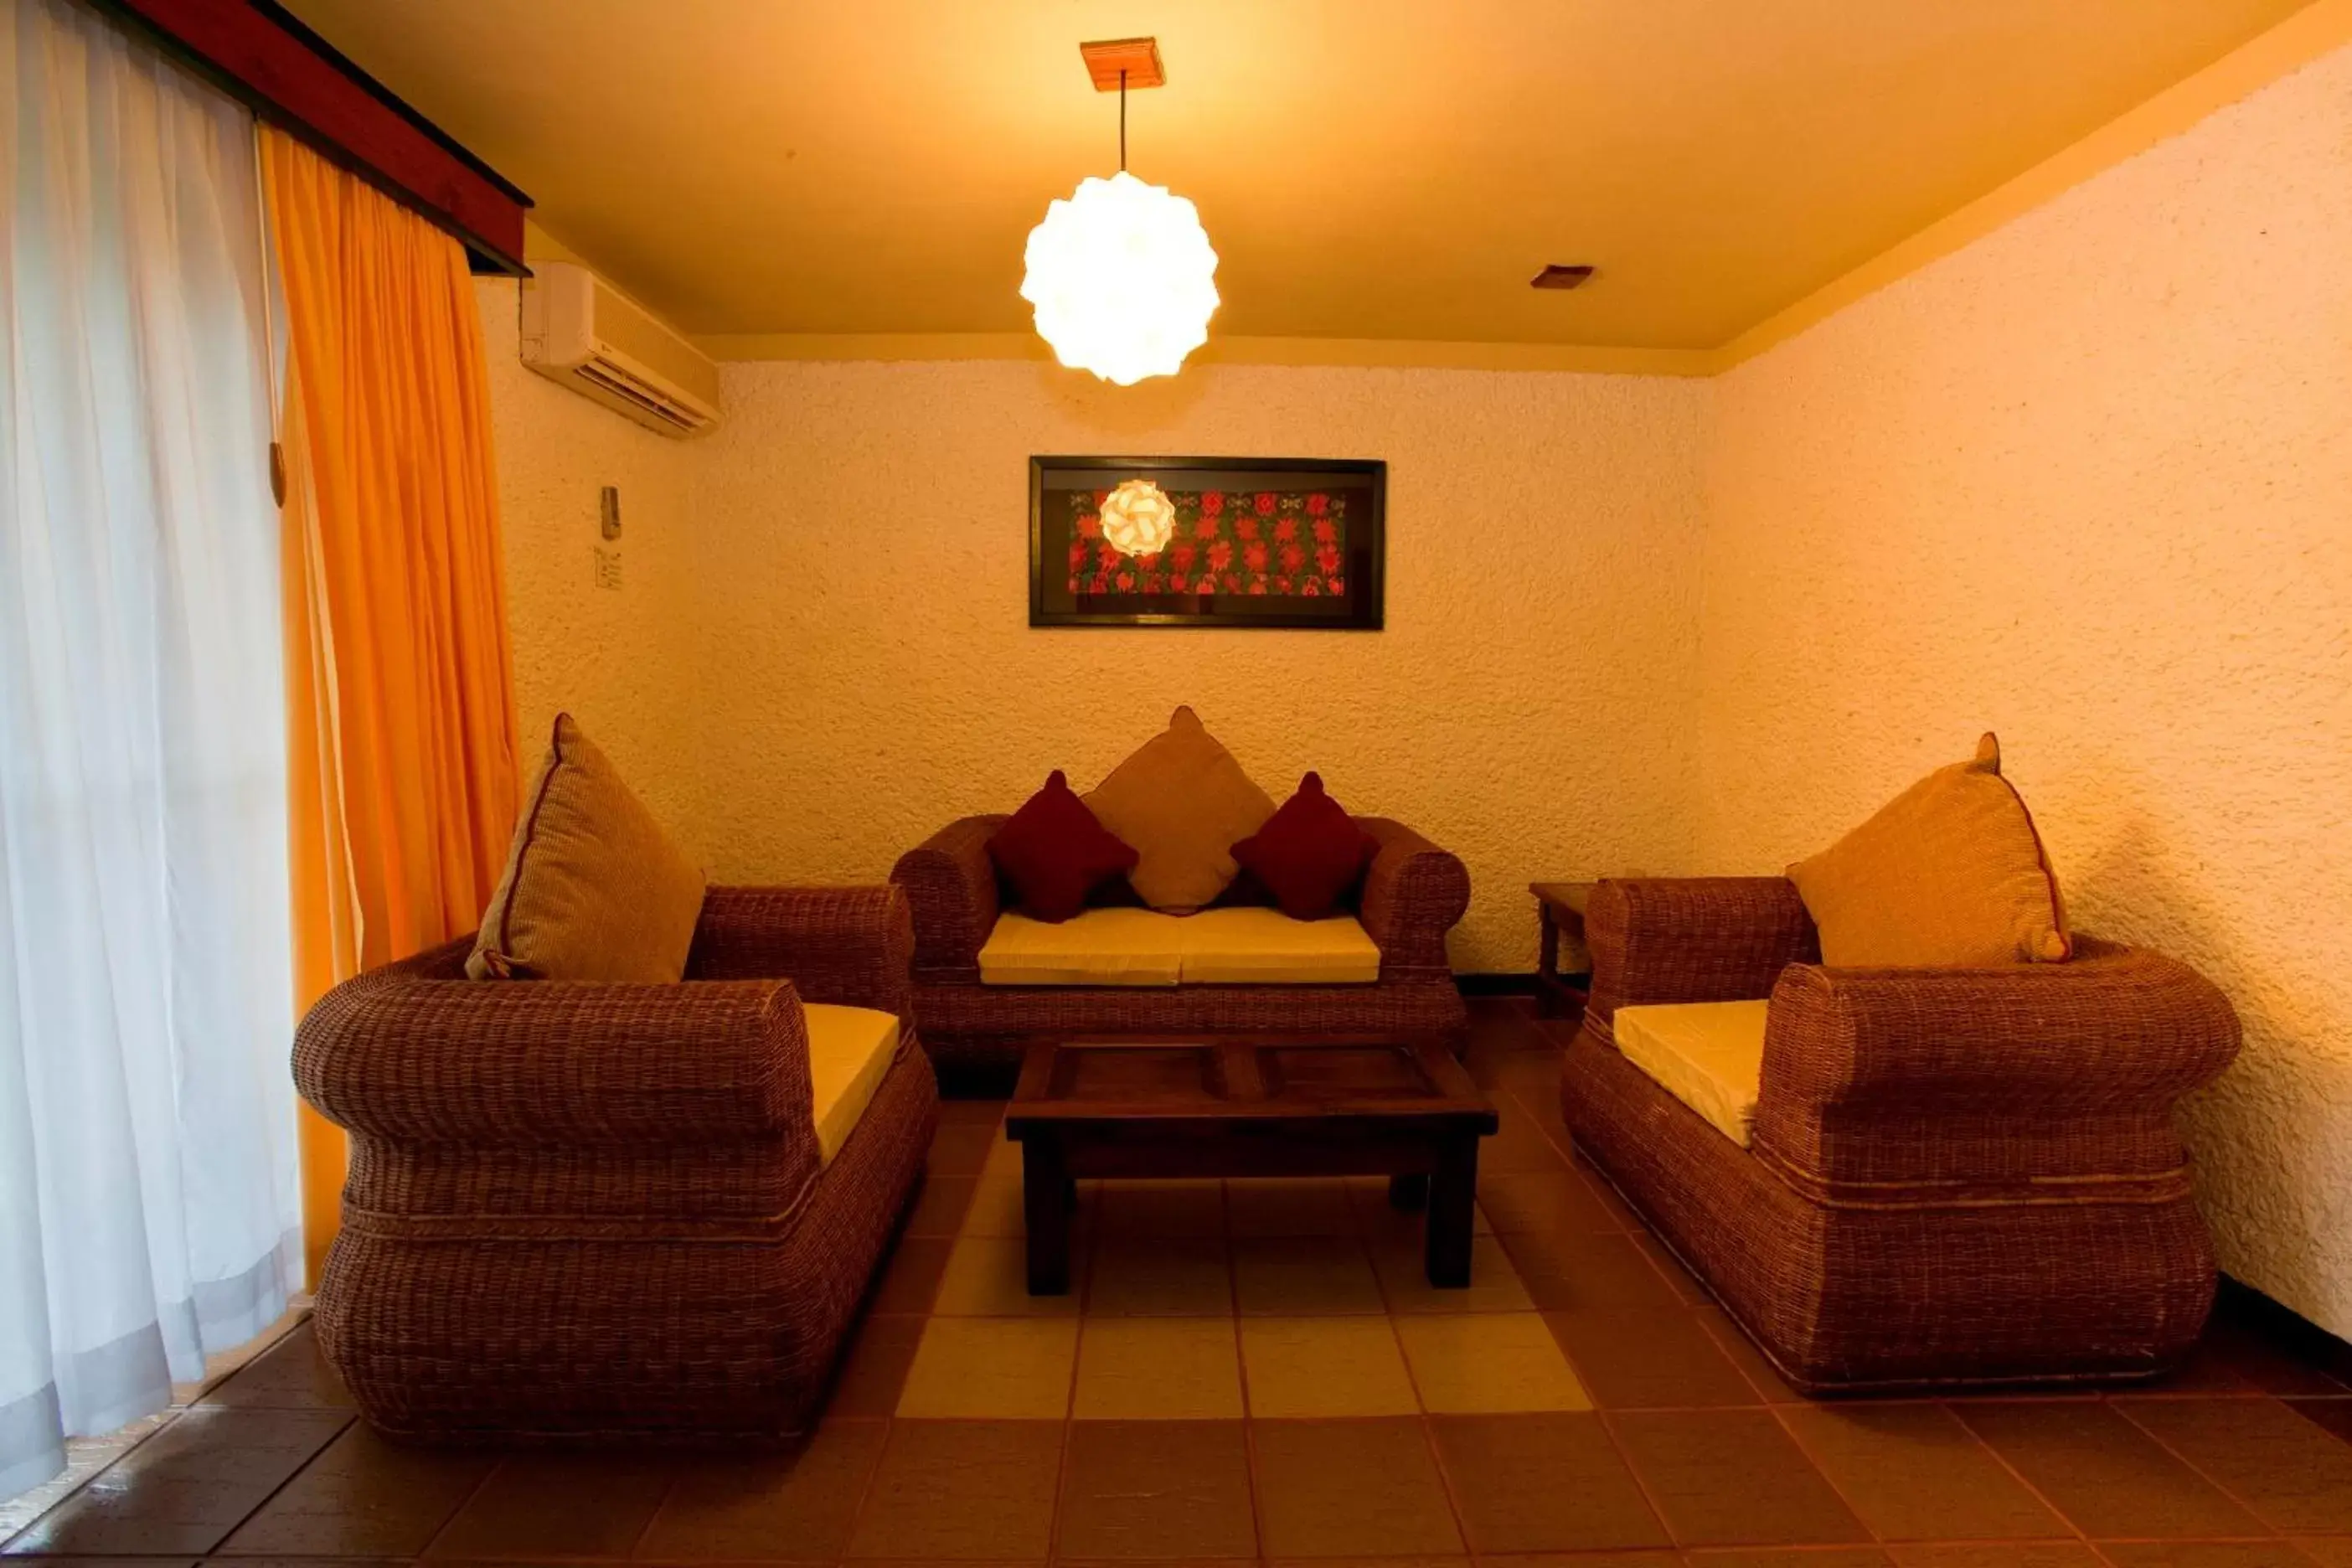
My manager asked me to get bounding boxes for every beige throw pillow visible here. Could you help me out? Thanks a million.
[467,714,708,982]
[1084,705,1277,913]
[1787,732,2071,968]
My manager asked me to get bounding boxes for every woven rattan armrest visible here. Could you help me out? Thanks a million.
[1585,876,1818,1027]
[686,884,914,1020]
[1748,938,2241,1192]
[1355,818,1471,969]
[295,957,814,1148]
[1760,939,2241,1116]
[891,816,1006,972]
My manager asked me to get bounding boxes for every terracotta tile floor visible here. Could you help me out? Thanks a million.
[8,1001,2352,1565]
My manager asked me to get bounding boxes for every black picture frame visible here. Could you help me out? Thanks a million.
[1029,456,1386,630]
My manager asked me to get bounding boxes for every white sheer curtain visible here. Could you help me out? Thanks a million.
[0,0,300,1498]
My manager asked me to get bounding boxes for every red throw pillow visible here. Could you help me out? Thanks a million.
[987,771,1139,922]
[1230,771,1380,921]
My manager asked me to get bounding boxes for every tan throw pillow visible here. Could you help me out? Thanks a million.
[1787,733,2071,968]
[1084,705,1277,913]
[467,714,708,982]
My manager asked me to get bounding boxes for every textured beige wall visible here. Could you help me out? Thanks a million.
[683,361,1712,972]
[480,33,2350,1334]
[476,277,704,848]
[1700,44,2352,1333]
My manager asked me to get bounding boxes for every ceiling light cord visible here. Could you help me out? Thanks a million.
[1118,69,1127,172]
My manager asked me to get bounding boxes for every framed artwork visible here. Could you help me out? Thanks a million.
[1029,456,1385,629]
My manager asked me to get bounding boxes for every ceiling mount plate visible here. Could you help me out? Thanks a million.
[1080,37,1164,91]
[1531,264,1596,291]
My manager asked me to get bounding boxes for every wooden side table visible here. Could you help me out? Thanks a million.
[1529,881,1596,1019]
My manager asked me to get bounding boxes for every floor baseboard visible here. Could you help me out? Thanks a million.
[1457,971,1586,997]
[2216,1272,2352,1382]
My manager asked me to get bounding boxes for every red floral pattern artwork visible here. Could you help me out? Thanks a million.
[1068,487,1349,603]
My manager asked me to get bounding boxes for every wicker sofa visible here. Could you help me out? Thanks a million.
[1563,876,2241,1393]
[891,815,1470,1071]
[293,885,936,1444]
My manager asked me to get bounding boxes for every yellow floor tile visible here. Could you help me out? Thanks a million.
[1346,1175,1494,1238]
[962,1172,1099,1240]
[1226,1178,1355,1237]
[1233,1236,1385,1315]
[1370,1234,1534,1313]
[1086,1235,1233,1316]
[1240,1316,1420,1417]
[981,1130,1023,1177]
[895,1317,1078,1418]
[1095,1179,1225,1237]
[1071,1318,1246,1419]
[961,1174,1029,1237]
[934,1236,1080,1316]
[1394,1312,1591,1413]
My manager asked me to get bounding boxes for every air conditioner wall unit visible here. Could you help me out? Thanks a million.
[520,261,720,437]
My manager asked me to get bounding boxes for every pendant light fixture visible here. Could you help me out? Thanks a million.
[1021,38,1219,386]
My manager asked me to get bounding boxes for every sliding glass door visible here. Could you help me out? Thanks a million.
[0,0,301,1498]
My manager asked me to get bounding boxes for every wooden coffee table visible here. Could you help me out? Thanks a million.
[1004,1034,1498,1294]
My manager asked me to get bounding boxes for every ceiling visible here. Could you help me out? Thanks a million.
[286,0,2311,350]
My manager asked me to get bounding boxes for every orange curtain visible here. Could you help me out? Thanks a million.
[262,127,522,1283]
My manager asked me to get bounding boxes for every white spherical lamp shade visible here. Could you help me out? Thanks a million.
[1099,477,1177,556]
[1021,171,1219,385]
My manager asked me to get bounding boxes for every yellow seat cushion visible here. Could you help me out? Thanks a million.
[977,906,1382,986]
[803,1003,901,1165]
[1174,906,1381,984]
[1611,1000,1770,1148]
[978,908,1188,986]
[1787,732,2070,968]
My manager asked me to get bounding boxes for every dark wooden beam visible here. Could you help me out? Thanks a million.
[88,0,532,276]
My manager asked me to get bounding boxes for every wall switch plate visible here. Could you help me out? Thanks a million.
[594,545,622,591]
[599,485,622,540]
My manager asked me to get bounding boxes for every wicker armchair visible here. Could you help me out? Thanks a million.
[892,814,1471,1070]
[294,885,937,1444]
[1564,876,2241,1393]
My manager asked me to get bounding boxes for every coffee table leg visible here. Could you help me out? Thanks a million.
[1425,1135,1478,1287]
[1022,1139,1070,1295]
[1387,1173,1429,1210]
